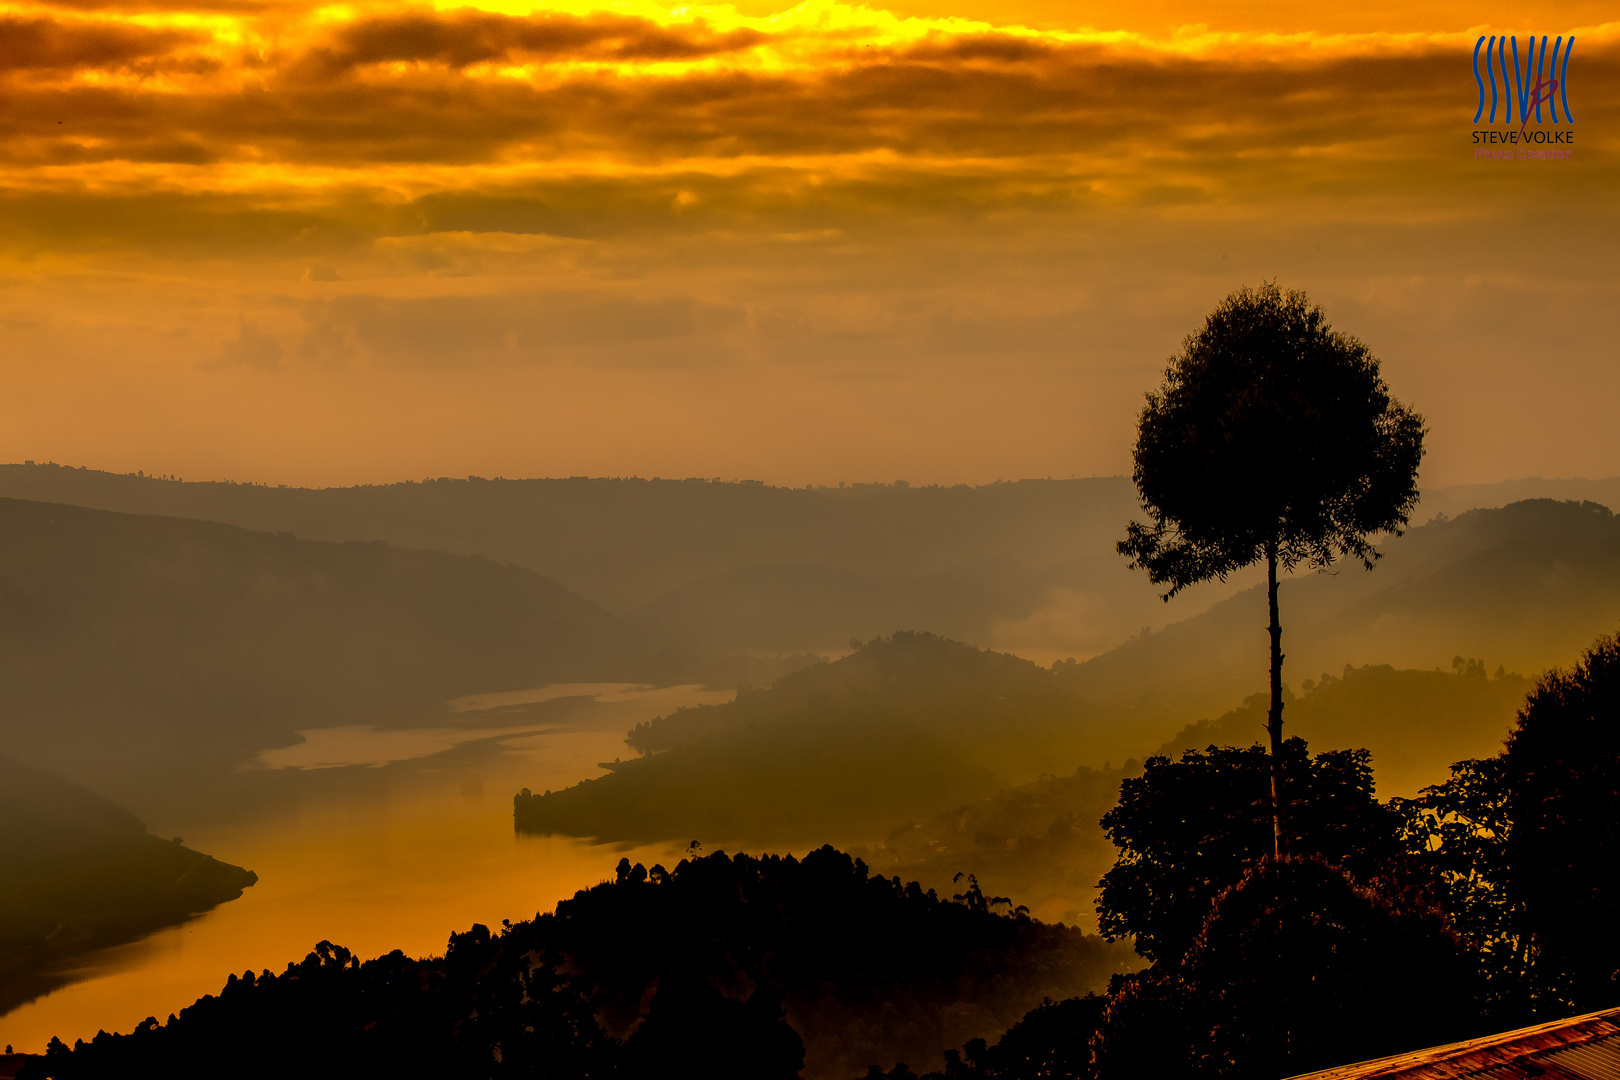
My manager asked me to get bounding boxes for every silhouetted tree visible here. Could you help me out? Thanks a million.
[1502,629,1620,1014]
[1118,283,1425,853]
[1398,755,1524,1012]
[1096,739,1409,965]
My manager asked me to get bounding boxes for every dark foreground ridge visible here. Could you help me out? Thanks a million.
[19,847,1129,1080]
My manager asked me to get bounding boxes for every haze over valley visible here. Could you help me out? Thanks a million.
[4,455,1619,1070]
[2,5,1615,1064]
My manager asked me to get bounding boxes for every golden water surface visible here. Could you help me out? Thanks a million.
[0,686,725,1055]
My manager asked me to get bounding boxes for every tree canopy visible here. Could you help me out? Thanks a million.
[1118,282,1425,595]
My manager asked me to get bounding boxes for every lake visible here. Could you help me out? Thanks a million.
[0,684,731,1055]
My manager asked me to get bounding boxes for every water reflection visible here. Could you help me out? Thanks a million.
[0,684,722,1054]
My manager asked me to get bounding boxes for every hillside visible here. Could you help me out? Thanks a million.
[0,756,257,1015]
[0,465,1237,659]
[1,464,1612,664]
[1155,661,1534,798]
[516,633,1063,844]
[0,497,664,806]
[1056,499,1620,728]
[513,627,1537,855]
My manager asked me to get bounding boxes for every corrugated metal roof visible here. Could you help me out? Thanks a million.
[1288,1007,1620,1080]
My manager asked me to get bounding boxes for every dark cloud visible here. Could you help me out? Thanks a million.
[0,12,1613,245]
[899,33,1055,63]
[26,0,273,10]
[13,30,1610,171]
[0,15,200,72]
[294,11,768,79]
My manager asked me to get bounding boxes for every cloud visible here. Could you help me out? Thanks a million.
[0,0,1613,221]
[0,15,201,72]
[297,11,769,78]
[216,315,284,369]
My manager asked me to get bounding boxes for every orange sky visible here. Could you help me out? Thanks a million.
[0,0,1615,487]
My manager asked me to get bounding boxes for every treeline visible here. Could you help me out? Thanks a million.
[20,847,1130,1080]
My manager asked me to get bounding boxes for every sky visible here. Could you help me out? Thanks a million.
[0,0,1615,488]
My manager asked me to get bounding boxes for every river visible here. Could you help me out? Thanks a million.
[0,684,730,1055]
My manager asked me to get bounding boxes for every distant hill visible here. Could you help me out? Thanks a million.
[539,642,1533,898]
[516,633,1081,844]
[1154,662,1534,799]
[1415,477,1620,523]
[517,634,1538,922]
[0,464,1611,662]
[1057,499,1620,729]
[0,497,665,806]
[0,465,1237,659]
[0,755,257,1015]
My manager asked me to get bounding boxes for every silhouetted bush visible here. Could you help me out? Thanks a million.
[1094,857,1474,1079]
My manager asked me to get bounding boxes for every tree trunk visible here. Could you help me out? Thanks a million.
[1266,542,1287,856]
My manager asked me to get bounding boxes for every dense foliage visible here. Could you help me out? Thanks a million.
[1083,632,1620,1077]
[20,847,1122,1080]
[1403,629,1620,1019]
[1096,739,1407,964]
[1092,857,1472,1080]
[1504,631,1620,1013]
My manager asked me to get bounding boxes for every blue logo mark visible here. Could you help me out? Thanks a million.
[1473,35,1573,125]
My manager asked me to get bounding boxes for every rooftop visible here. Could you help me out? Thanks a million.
[1290,1007,1620,1079]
